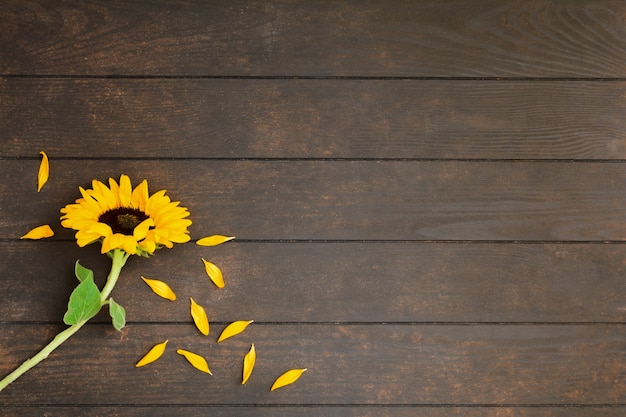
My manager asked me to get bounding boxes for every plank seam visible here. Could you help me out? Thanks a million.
[3,156,626,163]
[3,74,626,82]
[3,403,625,408]
[4,238,626,245]
[2,321,625,326]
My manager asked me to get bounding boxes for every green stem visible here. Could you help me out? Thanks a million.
[100,249,131,303]
[0,248,130,392]
[0,320,88,392]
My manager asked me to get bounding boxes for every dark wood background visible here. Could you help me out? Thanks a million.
[1,1,625,416]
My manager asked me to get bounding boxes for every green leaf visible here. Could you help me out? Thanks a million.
[74,261,94,283]
[109,298,126,331]
[63,276,102,325]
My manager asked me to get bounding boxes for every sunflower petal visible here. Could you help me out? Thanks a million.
[131,179,149,210]
[145,190,169,215]
[100,235,113,254]
[91,179,116,210]
[87,222,113,236]
[196,235,235,246]
[118,174,132,207]
[121,235,138,255]
[133,218,155,241]
[102,233,125,254]
[270,368,307,391]
[177,349,212,375]
[135,340,168,367]
[217,320,253,343]
[78,186,102,214]
[108,177,120,205]
[37,151,49,192]
[76,231,102,247]
[167,232,191,243]
[141,276,176,301]
[202,258,225,288]
[190,297,209,336]
[242,344,256,384]
[21,224,54,240]
[142,239,157,254]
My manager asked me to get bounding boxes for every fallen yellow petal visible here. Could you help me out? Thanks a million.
[21,224,54,240]
[217,320,253,343]
[270,368,307,391]
[196,235,235,246]
[135,340,168,367]
[177,349,212,374]
[202,258,224,288]
[190,297,210,336]
[141,276,177,301]
[242,344,256,384]
[37,151,49,192]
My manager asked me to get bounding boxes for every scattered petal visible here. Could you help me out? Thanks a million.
[218,320,253,343]
[196,235,235,246]
[177,349,212,374]
[270,368,307,391]
[190,297,210,336]
[202,258,224,288]
[37,151,49,192]
[242,344,256,384]
[141,276,176,301]
[21,224,54,240]
[135,340,168,367]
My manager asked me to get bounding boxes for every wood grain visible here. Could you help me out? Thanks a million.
[1,159,624,241]
[3,406,624,417]
[0,324,623,405]
[2,1,625,414]
[1,1,625,77]
[1,241,624,323]
[2,78,625,159]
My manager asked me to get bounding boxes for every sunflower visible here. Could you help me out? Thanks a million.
[60,175,191,256]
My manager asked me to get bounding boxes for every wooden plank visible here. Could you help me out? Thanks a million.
[1,160,624,241]
[1,1,625,77]
[0,324,623,405]
[1,241,625,323]
[2,78,626,160]
[3,406,624,417]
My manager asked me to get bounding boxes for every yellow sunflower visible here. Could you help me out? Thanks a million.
[60,175,191,256]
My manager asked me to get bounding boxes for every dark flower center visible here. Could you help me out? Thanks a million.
[99,208,149,235]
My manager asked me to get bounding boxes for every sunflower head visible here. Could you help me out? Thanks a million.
[60,175,192,256]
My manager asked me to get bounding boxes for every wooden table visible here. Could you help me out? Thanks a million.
[1,1,625,416]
